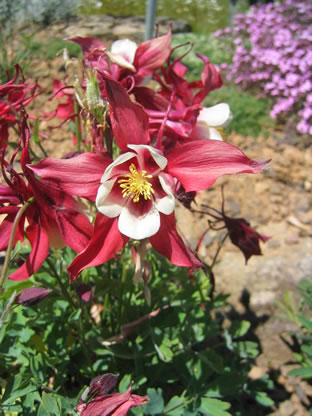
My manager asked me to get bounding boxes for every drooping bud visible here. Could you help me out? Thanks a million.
[16,287,52,307]
[76,283,93,303]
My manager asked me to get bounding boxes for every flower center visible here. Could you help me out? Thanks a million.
[118,163,154,203]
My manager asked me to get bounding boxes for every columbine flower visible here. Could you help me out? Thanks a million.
[96,144,175,240]
[30,76,268,280]
[0,115,93,281]
[68,28,171,89]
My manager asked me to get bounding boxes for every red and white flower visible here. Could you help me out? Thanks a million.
[96,144,175,240]
[30,76,268,280]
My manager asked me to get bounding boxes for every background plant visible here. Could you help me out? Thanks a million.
[277,279,312,412]
[0,249,274,415]
[214,0,312,138]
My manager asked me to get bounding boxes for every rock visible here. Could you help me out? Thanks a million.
[33,14,192,44]
[295,198,311,213]
[251,290,276,307]
[284,232,300,245]
[266,239,281,249]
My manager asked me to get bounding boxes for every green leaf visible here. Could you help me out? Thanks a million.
[232,341,259,359]
[298,315,312,332]
[32,118,40,143]
[119,374,132,393]
[164,396,185,415]
[199,397,231,416]
[254,391,274,407]
[199,350,224,374]
[2,375,38,404]
[39,392,62,415]
[69,309,82,322]
[288,367,312,379]
[0,280,33,300]
[228,320,251,339]
[145,388,164,415]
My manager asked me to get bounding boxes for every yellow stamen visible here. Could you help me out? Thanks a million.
[118,163,154,203]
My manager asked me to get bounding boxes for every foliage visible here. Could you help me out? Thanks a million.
[39,39,82,60]
[0,29,273,415]
[0,0,80,32]
[278,279,312,384]
[215,0,312,137]
[81,0,232,34]
[0,35,41,84]
[0,36,81,83]
[0,253,273,414]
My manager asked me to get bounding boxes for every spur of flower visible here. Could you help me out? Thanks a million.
[30,76,269,280]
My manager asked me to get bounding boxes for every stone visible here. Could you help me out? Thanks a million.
[284,232,300,245]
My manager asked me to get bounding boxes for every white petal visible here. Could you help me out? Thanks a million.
[118,205,160,240]
[111,39,137,64]
[101,152,136,182]
[106,51,136,72]
[155,174,175,215]
[197,103,232,128]
[208,127,223,141]
[128,144,167,170]
[96,180,124,217]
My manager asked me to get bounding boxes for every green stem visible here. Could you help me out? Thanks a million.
[78,312,93,371]
[74,101,82,152]
[119,261,128,325]
[45,257,76,310]
[163,400,186,414]
[0,198,34,293]
[47,258,92,370]
[102,292,109,320]
[38,140,48,158]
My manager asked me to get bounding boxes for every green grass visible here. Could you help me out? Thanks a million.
[203,84,274,138]
[40,39,82,60]
[0,35,82,83]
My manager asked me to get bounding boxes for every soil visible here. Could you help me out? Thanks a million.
[11,17,312,415]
